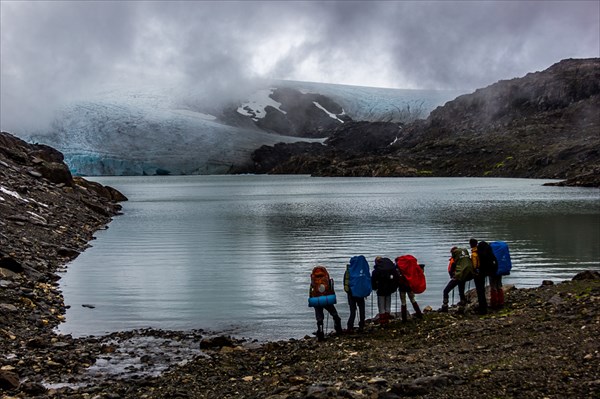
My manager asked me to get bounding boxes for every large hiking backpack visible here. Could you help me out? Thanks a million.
[395,255,426,294]
[451,247,475,282]
[347,255,372,298]
[477,241,498,276]
[490,241,512,276]
[308,266,337,307]
[373,257,399,296]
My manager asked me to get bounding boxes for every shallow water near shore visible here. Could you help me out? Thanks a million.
[57,176,600,341]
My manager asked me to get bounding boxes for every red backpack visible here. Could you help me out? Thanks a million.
[395,255,426,294]
[310,266,334,297]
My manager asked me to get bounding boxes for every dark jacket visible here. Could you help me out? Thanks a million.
[371,257,400,296]
[477,241,499,277]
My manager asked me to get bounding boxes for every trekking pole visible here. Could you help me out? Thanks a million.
[395,291,398,315]
[326,313,329,334]
[371,295,374,320]
[452,289,455,305]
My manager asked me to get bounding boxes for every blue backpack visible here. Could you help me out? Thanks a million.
[490,241,512,276]
[347,255,372,298]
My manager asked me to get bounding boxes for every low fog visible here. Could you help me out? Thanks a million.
[1,1,598,133]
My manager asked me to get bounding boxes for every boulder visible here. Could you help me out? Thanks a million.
[36,161,73,186]
[0,369,20,391]
[200,335,236,349]
[0,256,23,273]
[572,270,600,280]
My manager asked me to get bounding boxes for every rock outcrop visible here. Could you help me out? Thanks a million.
[0,129,126,329]
[243,58,600,186]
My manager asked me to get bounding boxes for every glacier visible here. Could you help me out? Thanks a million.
[19,81,464,176]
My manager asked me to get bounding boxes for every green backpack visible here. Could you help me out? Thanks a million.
[452,247,474,281]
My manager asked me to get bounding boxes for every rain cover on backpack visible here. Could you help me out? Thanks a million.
[395,255,426,294]
[490,241,512,276]
[348,255,372,298]
[310,266,334,297]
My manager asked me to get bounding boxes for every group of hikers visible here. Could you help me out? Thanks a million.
[308,239,512,341]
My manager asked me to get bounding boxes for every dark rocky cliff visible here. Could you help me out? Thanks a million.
[243,58,600,185]
[0,131,126,277]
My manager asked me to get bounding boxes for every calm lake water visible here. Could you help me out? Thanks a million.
[57,176,600,341]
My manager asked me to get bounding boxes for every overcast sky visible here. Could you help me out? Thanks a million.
[1,0,599,131]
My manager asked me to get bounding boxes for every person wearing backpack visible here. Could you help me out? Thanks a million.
[489,241,512,309]
[308,265,343,341]
[343,255,372,332]
[371,256,400,325]
[441,247,474,312]
[395,255,425,322]
[469,238,488,315]
[475,240,500,311]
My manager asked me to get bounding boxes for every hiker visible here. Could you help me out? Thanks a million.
[395,255,425,321]
[343,255,372,332]
[469,238,488,314]
[308,265,343,341]
[441,247,474,312]
[371,256,400,325]
[488,241,512,309]
[475,240,500,311]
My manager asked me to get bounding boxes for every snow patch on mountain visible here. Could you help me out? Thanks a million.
[237,89,287,121]
[313,101,345,123]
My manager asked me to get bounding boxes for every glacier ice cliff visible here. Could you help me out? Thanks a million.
[16,81,463,176]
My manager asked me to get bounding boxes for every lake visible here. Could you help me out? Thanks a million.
[57,176,600,341]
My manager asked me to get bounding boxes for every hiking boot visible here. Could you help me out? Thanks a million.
[357,320,365,332]
[333,316,343,334]
[316,323,325,341]
[497,289,505,308]
[401,305,408,322]
[490,288,498,309]
[457,300,467,307]
[412,302,423,319]
[379,313,389,326]
[440,304,449,313]
[474,304,488,315]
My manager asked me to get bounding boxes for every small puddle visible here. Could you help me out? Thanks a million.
[44,330,209,390]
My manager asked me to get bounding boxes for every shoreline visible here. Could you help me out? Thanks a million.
[1,131,599,398]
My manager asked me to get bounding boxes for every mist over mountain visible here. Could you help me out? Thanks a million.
[11,82,461,176]
[248,59,600,186]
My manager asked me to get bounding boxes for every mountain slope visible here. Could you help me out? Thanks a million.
[14,82,459,176]
[249,58,600,185]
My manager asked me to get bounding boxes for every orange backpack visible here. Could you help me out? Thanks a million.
[310,266,334,297]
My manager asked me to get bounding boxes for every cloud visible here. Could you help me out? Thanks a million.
[1,0,598,132]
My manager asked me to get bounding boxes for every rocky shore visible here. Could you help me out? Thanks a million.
[1,131,599,398]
